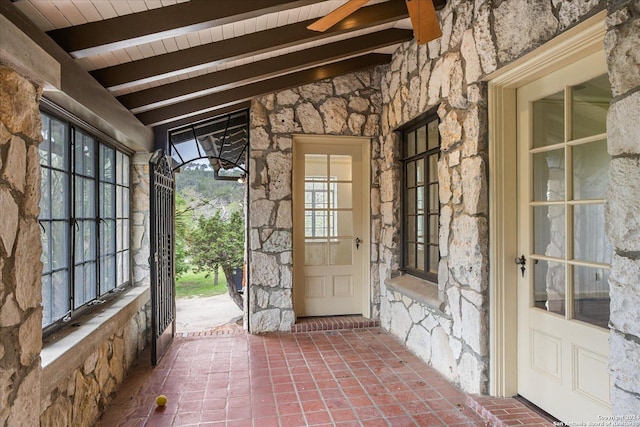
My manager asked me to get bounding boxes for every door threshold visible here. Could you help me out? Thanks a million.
[291,315,379,333]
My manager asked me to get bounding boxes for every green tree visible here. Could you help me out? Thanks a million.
[174,193,193,279]
[188,210,244,308]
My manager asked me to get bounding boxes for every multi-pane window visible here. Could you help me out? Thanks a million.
[40,114,71,323]
[402,116,440,282]
[39,111,131,329]
[304,178,337,238]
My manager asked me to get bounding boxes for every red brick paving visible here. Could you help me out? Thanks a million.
[97,327,552,426]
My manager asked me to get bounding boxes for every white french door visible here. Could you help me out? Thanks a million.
[516,51,612,422]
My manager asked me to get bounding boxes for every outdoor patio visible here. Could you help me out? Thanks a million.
[97,322,555,427]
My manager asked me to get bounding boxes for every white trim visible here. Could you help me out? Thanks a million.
[487,10,606,397]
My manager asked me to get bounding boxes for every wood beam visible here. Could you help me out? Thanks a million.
[119,28,413,112]
[138,53,391,127]
[90,0,408,91]
[47,0,325,59]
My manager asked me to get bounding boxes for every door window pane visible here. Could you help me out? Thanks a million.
[335,211,353,237]
[332,183,352,209]
[533,206,565,258]
[573,265,610,328]
[571,74,611,140]
[305,242,327,266]
[573,139,609,200]
[330,155,352,180]
[573,204,612,264]
[533,90,564,148]
[533,149,565,202]
[533,260,565,316]
[329,239,352,265]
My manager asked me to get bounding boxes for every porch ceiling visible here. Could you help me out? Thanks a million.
[12,0,444,130]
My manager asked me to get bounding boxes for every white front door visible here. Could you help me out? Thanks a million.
[293,136,368,316]
[516,51,612,422]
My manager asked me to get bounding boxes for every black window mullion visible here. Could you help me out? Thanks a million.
[69,125,76,312]
[94,141,101,300]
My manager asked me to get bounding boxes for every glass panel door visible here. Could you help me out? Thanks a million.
[304,154,354,266]
[529,73,612,327]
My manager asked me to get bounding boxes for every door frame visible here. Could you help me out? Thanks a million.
[292,134,371,319]
[486,10,606,397]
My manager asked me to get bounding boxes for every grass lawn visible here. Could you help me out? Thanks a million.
[175,268,228,298]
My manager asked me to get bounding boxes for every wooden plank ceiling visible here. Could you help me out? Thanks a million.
[13,0,444,130]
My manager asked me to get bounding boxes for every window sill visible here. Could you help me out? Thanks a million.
[40,285,150,400]
[385,275,445,313]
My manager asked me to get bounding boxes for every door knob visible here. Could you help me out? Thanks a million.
[355,237,361,250]
[515,255,526,278]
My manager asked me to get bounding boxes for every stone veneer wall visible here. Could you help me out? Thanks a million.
[249,69,384,332]
[377,0,608,394]
[131,155,151,289]
[0,65,44,426]
[38,155,152,426]
[39,304,148,426]
[604,1,640,414]
[1,62,153,424]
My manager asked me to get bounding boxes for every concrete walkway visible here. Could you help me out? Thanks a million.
[176,293,243,333]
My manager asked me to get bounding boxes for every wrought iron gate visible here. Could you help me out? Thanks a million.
[149,149,176,365]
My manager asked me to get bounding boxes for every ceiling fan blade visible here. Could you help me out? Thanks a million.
[307,0,371,32]
[405,0,442,45]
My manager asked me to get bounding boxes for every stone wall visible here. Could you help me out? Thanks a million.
[604,1,640,414]
[131,155,151,289]
[249,69,384,332]
[0,65,44,426]
[376,0,606,394]
[39,302,148,427]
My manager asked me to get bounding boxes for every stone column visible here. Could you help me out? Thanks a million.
[0,65,43,425]
[131,154,152,288]
[604,1,640,414]
[130,154,152,343]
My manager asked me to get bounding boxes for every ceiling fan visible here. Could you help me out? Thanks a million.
[307,0,442,45]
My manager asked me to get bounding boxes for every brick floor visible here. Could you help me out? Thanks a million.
[97,326,553,427]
